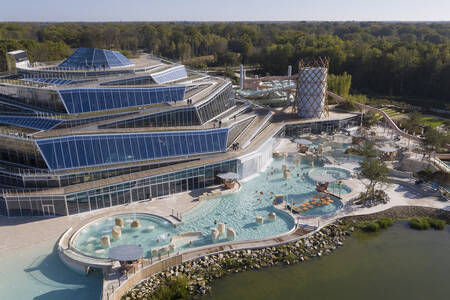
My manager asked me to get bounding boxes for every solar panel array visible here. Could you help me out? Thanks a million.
[0,116,62,130]
[100,75,154,86]
[151,65,188,84]
[58,48,133,70]
[36,128,228,170]
[22,78,75,86]
[58,86,186,114]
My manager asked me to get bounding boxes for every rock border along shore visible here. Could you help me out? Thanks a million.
[122,206,450,299]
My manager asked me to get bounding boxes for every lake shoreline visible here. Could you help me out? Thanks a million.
[121,205,449,300]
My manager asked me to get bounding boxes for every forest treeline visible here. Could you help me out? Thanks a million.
[0,22,449,106]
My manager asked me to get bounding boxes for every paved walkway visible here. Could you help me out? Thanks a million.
[0,184,230,256]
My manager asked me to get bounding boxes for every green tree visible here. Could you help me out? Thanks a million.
[328,72,352,98]
[362,111,378,129]
[423,128,450,152]
[359,158,389,202]
[406,110,422,136]
[360,141,379,158]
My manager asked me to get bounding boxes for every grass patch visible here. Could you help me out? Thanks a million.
[419,116,444,128]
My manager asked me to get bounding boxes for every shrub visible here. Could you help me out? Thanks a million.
[376,218,394,229]
[151,275,188,300]
[408,217,430,230]
[362,222,381,232]
[428,218,446,230]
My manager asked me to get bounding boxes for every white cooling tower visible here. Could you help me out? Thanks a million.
[297,67,328,118]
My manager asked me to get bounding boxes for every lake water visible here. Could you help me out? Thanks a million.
[204,222,450,300]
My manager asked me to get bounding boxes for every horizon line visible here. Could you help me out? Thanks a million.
[1,20,449,23]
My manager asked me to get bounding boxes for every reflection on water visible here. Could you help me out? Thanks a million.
[204,222,450,300]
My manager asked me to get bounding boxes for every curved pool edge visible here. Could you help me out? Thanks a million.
[59,207,298,273]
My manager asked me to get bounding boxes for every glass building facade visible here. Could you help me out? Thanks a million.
[58,48,133,70]
[1,159,237,216]
[151,66,188,84]
[58,86,186,114]
[197,83,234,123]
[64,159,237,216]
[0,116,62,131]
[0,158,197,189]
[99,107,201,128]
[100,75,154,86]
[36,129,229,171]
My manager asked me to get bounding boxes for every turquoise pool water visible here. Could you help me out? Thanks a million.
[307,167,351,182]
[0,238,102,300]
[288,192,344,216]
[73,157,352,258]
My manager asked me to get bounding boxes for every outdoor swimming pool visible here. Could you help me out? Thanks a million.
[73,156,352,259]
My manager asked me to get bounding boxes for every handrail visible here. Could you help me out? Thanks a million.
[429,156,450,173]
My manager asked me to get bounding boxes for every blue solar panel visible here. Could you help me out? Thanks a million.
[151,66,188,84]
[22,78,75,86]
[36,128,229,170]
[58,86,186,114]
[0,116,62,130]
[58,48,133,70]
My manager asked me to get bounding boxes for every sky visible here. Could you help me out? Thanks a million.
[0,0,449,22]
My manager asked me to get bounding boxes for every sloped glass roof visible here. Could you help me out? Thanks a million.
[0,116,62,131]
[58,48,134,70]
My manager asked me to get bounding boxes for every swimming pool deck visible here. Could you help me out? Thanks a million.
[0,184,236,257]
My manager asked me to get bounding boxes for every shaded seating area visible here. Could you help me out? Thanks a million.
[109,245,144,276]
[378,146,397,161]
[294,138,312,153]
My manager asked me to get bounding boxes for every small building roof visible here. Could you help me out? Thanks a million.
[58,48,134,70]
[217,172,239,180]
[294,138,313,145]
[109,245,144,261]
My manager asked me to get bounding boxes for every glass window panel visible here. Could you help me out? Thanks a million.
[186,133,196,154]
[137,137,148,159]
[178,134,188,155]
[68,140,79,167]
[172,134,182,155]
[75,140,87,166]
[60,141,72,168]
[83,139,96,166]
[91,138,103,165]
[129,137,141,161]
[144,136,154,159]
[107,138,118,163]
[152,136,162,158]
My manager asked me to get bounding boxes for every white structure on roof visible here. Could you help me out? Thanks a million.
[7,50,31,69]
